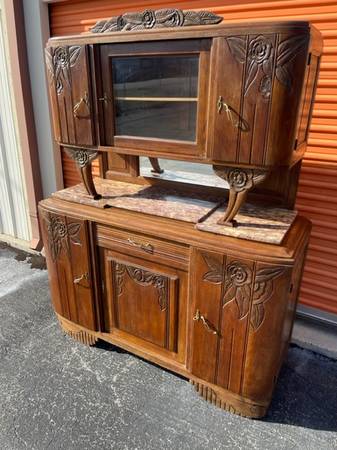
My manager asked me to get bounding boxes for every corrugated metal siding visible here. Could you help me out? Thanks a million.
[50,0,337,315]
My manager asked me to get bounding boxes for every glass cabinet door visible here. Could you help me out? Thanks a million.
[99,40,211,158]
[112,55,198,141]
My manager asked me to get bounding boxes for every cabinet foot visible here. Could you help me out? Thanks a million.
[58,315,98,346]
[65,147,102,200]
[213,166,269,226]
[190,379,267,418]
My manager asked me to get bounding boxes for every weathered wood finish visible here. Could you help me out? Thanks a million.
[39,197,311,418]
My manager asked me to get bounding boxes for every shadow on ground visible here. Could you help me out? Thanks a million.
[0,245,336,450]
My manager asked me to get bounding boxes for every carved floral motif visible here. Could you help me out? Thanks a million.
[64,148,99,168]
[45,46,81,94]
[223,261,253,319]
[251,266,285,330]
[202,254,285,330]
[202,254,223,284]
[115,262,168,311]
[42,212,81,262]
[226,34,308,98]
[213,167,268,193]
[91,9,222,33]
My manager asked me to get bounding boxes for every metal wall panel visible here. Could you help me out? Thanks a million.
[50,0,337,315]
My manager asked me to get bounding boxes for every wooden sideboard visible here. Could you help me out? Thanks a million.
[39,192,310,418]
[40,11,320,417]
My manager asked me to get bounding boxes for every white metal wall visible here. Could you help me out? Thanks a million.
[0,7,31,244]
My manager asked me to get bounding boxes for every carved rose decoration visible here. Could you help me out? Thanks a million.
[226,34,308,98]
[249,36,272,64]
[213,166,268,195]
[45,46,81,95]
[64,148,99,169]
[42,212,81,261]
[223,262,252,319]
[75,150,89,167]
[227,262,252,287]
[245,35,274,97]
[53,47,69,68]
[227,169,253,192]
[142,10,156,28]
[202,254,286,330]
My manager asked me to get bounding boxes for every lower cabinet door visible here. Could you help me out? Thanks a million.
[189,248,292,398]
[39,208,97,330]
[102,249,187,361]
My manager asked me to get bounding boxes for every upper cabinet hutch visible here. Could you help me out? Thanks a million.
[40,9,322,418]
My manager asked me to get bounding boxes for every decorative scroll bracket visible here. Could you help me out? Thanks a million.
[213,166,269,226]
[91,9,223,33]
[64,148,101,200]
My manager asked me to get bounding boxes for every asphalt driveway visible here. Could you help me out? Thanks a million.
[0,243,336,450]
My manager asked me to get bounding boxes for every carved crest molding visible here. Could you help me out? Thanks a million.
[91,9,222,33]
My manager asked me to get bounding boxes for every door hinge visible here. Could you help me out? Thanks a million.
[294,139,298,150]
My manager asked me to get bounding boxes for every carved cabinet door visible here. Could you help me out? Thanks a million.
[189,248,292,398]
[39,208,97,330]
[208,32,309,167]
[45,45,95,147]
[102,249,188,362]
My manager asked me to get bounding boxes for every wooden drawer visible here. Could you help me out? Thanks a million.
[96,224,189,270]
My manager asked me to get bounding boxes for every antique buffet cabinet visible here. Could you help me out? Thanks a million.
[39,10,322,418]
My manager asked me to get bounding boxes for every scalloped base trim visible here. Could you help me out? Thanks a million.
[58,316,98,346]
[190,380,267,418]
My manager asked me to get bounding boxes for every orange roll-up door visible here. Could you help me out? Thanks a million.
[49,0,337,316]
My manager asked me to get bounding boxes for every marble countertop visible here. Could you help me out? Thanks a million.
[53,178,297,244]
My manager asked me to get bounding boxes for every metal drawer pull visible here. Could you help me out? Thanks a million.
[193,309,218,335]
[73,92,90,119]
[127,238,154,254]
[217,96,249,132]
[73,272,90,286]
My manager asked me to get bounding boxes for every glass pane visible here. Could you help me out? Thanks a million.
[111,55,199,141]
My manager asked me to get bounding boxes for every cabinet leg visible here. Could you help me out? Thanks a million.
[149,157,164,174]
[213,166,269,226]
[65,147,102,200]
[58,314,98,346]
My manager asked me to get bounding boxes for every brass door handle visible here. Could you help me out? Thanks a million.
[193,309,218,335]
[127,238,154,254]
[217,96,249,132]
[73,92,90,119]
[73,272,90,287]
